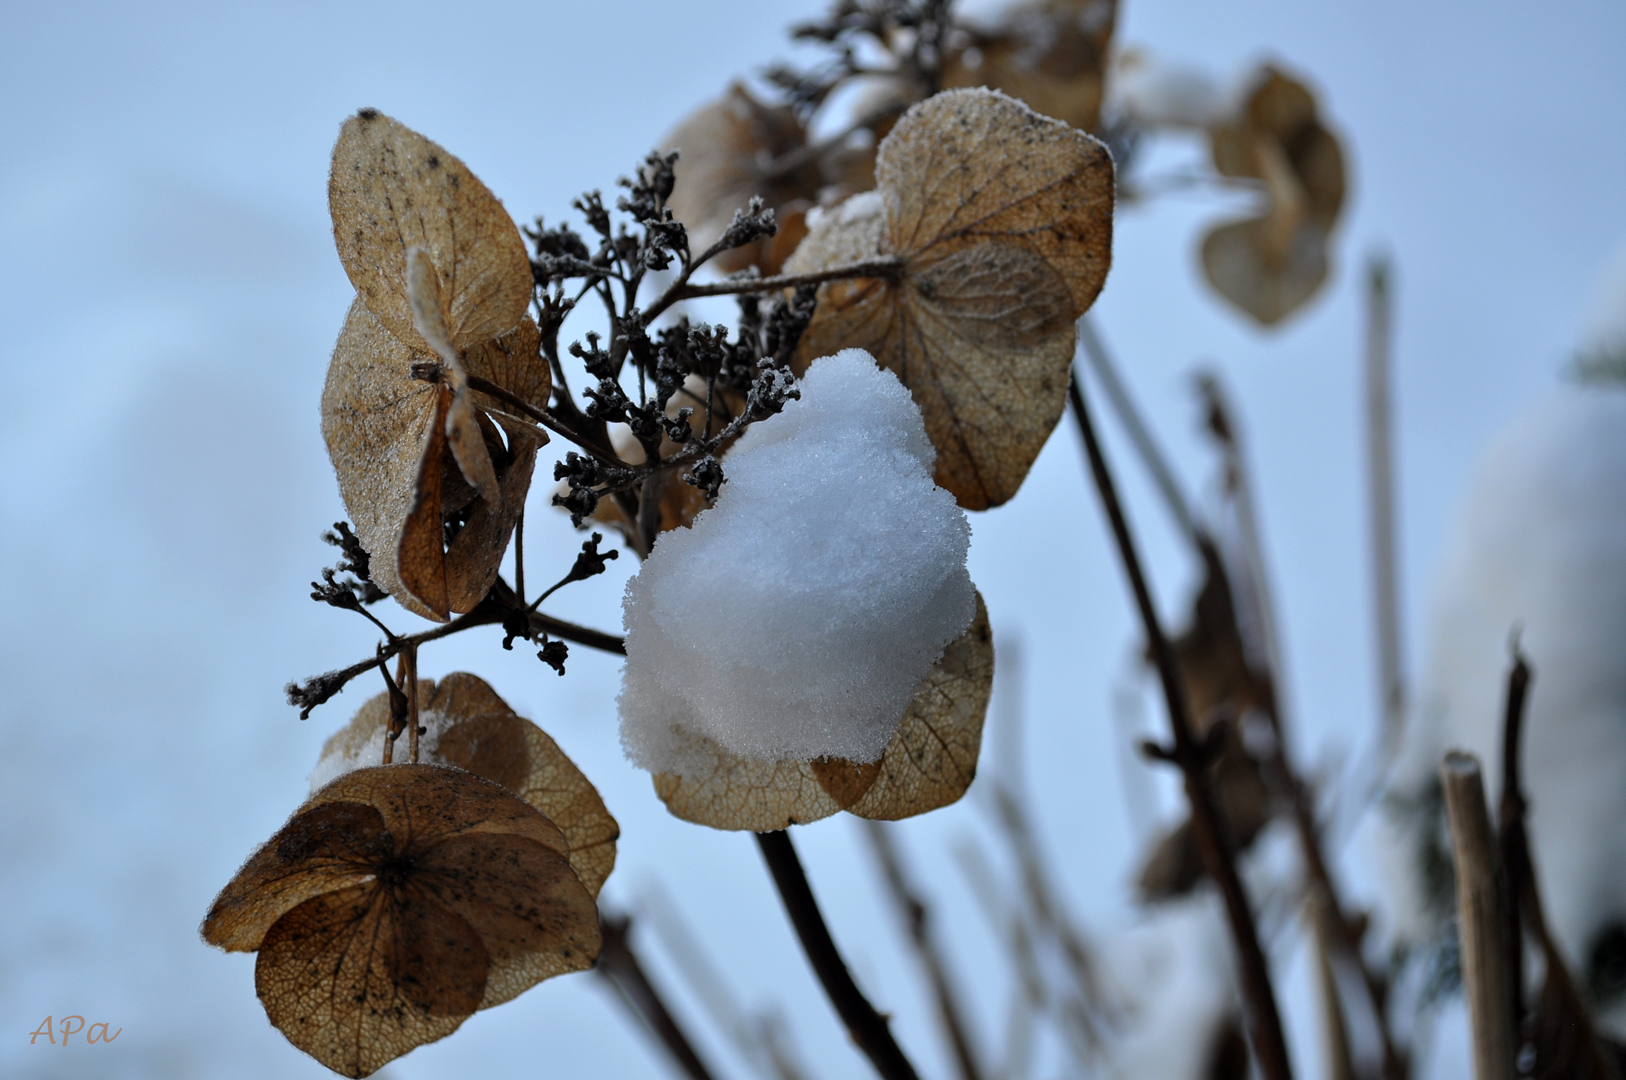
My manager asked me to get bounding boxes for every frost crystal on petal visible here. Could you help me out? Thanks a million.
[618,349,976,774]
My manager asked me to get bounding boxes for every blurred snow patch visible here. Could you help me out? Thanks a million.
[1382,384,1626,1014]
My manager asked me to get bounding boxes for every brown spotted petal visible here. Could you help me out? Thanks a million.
[255,882,484,1078]
[654,591,993,830]
[787,88,1114,510]
[840,590,993,819]
[329,109,532,352]
[205,766,598,1077]
[202,800,392,953]
[313,674,619,899]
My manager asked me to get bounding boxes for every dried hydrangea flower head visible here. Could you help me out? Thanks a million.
[202,765,599,1077]
[322,110,551,620]
[785,88,1115,510]
[1201,65,1346,326]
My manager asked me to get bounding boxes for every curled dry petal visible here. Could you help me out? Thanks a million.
[654,592,993,831]
[1201,66,1347,326]
[785,88,1114,510]
[322,303,547,621]
[312,673,618,899]
[323,112,548,620]
[943,0,1119,133]
[203,766,597,1077]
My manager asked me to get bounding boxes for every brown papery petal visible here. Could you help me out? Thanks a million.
[202,801,391,953]
[306,765,570,859]
[426,673,619,899]
[329,110,531,352]
[787,88,1114,510]
[942,0,1118,133]
[255,883,485,1077]
[655,591,993,829]
[443,425,535,612]
[314,676,619,898]
[321,298,447,620]
[843,590,993,819]
[1200,216,1329,328]
[654,738,844,832]
[464,316,552,419]
[1202,66,1345,326]
[436,713,619,899]
[413,831,599,1009]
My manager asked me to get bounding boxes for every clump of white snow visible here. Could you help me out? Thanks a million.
[306,705,463,793]
[618,349,975,775]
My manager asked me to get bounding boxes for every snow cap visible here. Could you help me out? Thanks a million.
[618,348,976,775]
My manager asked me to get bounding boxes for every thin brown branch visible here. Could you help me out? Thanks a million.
[755,830,921,1080]
[1496,649,1533,1029]
[289,585,625,717]
[637,881,814,1080]
[595,909,720,1080]
[988,784,1108,1050]
[464,374,623,464]
[1077,316,1197,543]
[1068,370,1294,1080]
[662,257,905,306]
[862,821,984,1080]
[1196,374,1407,1079]
[1439,751,1516,1080]
[1364,256,1406,761]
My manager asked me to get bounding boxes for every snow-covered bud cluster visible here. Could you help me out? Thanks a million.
[618,349,976,775]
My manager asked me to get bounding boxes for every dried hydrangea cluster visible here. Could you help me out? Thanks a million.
[195,0,1374,1074]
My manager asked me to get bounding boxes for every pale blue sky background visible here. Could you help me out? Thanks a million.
[2,1,1624,1078]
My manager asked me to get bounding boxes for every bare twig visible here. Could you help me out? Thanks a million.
[1439,752,1515,1080]
[637,882,815,1080]
[1311,891,1359,1080]
[755,830,921,1080]
[1495,650,1532,1029]
[951,838,1068,1074]
[1364,256,1406,760]
[1495,650,1623,1079]
[1077,316,1198,543]
[1068,370,1293,1080]
[1196,374,1407,1080]
[595,909,720,1080]
[656,257,905,309]
[286,584,625,718]
[862,821,984,1080]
